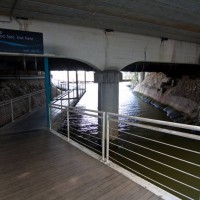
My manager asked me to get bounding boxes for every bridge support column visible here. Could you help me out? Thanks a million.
[138,72,145,83]
[94,70,122,139]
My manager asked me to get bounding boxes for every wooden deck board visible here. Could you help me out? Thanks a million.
[0,130,161,200]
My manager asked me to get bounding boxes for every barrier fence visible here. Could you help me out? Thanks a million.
[52,84,86,107]
[50,105,200,200]
[0,89,45,127]
[50,104,105,160]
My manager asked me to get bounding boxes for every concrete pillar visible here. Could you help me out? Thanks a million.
[94,70,122,113]
[138,72,145,83]
[94,70,122,139]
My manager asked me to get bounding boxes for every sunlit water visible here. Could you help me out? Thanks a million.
[61,82,200,200]
[77,82,169,119]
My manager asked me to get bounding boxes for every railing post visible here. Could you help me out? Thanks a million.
[67,71,70,106]
[76,71,79,99]
[11,100,14,122]
[106,113,110,163]
[67,107,70,141]
[61,84,63,111]
[102,112,106,162]
[84,71,86,90]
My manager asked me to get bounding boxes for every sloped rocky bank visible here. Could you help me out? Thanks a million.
[0,79,45,102]
[0,79,60,102]
[133,73,200,125]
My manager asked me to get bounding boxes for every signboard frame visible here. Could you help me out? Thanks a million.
[0,28,44,54]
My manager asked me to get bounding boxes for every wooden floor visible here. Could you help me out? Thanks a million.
[0,130,161,200]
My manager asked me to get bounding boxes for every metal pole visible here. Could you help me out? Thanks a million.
[102,112,106,162]
[76,71,79,98]
[44,57,50,128]
[61,84,63,110]
[84,71,86,90]
[67,71,70,90]
[106,113,110,163]
[67,71,70,106]
[67,108,70,140]
[11,100,14,122]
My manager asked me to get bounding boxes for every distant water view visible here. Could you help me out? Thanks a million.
[77,82,170,122]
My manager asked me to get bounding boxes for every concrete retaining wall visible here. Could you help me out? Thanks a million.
[134,72,200,121]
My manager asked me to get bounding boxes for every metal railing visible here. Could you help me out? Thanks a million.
[0,89,46,127]
[106,112,200,200]
[50,104,105,160]
[52,84,86,108]
[50,105,200,200]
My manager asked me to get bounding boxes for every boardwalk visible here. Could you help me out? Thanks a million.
[0,129,161,200]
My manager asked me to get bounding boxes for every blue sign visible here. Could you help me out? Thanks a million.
[0,28,44,54]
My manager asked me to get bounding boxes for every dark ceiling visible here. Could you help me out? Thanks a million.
[0,56,94,71]
[123,62,200,77]
[0,0,200,43]
[0,56,200,78]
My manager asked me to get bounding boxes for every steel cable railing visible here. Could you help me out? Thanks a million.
[49,105,200,200]
[52,83,86,107]
[107,112,200,200]
[50,104,105,160]
[0,89,45,127]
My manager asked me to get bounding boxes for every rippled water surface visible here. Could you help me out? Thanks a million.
[77,82,170,120]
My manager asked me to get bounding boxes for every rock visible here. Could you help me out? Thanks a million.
[0,79,45,102]
[134,72,200,124]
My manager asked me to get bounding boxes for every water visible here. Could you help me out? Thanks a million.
[77,82,170,120]
[64,82,200,200]
[76,83,98,110]
[55,81,170,122]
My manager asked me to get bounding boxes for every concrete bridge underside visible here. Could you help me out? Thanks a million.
[1,56,200,76]
[0,20,199,72]
[0,1,200,72]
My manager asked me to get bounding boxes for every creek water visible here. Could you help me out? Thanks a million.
[65,82,200,200]
[77,82,170,120]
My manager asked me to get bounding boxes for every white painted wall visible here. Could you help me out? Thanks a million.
[0,16,200,70]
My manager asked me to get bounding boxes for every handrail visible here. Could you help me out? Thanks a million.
[50,105,200,200]
[0,89,45,105]
[108,112,200,132]
[49,105,105,161]
[107,112,200,200]
[0,89,46,126]
[52,83,86,107]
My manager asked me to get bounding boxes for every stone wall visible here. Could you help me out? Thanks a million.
[0,79,45,102]
[134,72,200,123]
